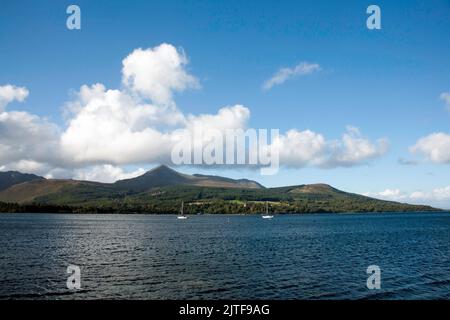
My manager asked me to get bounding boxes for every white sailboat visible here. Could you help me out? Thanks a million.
[262,201,274,219]
[177,201,188,219]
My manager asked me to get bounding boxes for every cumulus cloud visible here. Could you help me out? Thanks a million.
[410,133,450,164]
[0,44,387,181]
[364,186,450,208]
[0,85,61,173]
[122,43,199,105]
[410,186,450,201]
[185,105,250,133]
[60,83,178,166]
[0,112,60,170]
[0,85,29,111]
[325,126,389,167]
[363,189,408,202]
[274,129,326,167]
[73,165,147,183]
[409,92,450,165]
[263,62,321,90]
[0,160,50,175]
[274,126,388,168]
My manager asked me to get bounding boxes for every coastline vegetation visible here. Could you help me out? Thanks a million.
[0,187,440,215]
[0,169,442,214]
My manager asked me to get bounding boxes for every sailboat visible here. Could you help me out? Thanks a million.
[262,201,274,219]
[177,201,188,219]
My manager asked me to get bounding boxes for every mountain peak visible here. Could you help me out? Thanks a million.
[114,165,189,191]
[114,165,263,191]
[147,164,178,174]
[288,183,343,195]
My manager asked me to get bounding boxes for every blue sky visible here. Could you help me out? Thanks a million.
[1,0,450,207]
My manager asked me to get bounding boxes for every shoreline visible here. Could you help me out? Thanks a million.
[0,210,447,215]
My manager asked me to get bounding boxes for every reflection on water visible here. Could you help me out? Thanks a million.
[0,213,449,299]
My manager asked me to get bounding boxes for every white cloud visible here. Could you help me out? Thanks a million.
[412,186,450,201]
[59,83,251,167]
[122,43,199,105]
[0,160,49,175]
[60,83,178,166]
[378,189,404,198]
[363,190,405,201]
[364,186,450,208]
[410,133,450,164]
[0,84,60,172]
[0,85,29,111]
[275,129,327,167]
[275,126,388,168]
[73,165,147,183]
[263,62,321,90]
[0,113,60,166]
[185,105,250,133]
[325,126,389,167]
[409,93,450,165]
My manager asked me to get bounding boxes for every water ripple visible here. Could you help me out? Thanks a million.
[0,212,449,299]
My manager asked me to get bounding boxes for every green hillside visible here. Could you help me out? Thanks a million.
[0,166,441,214]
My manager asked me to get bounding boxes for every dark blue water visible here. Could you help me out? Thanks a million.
[0,212,449,300]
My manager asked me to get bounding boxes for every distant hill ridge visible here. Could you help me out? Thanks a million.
[0,165,264,203]
[0,165,441,213]
[0,171,44,192]
[114,165,264,191]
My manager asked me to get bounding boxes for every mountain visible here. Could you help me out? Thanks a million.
[0,165,263,204]
[0,171,44,192]
[114,165,263,191]
[0,166,441,214]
